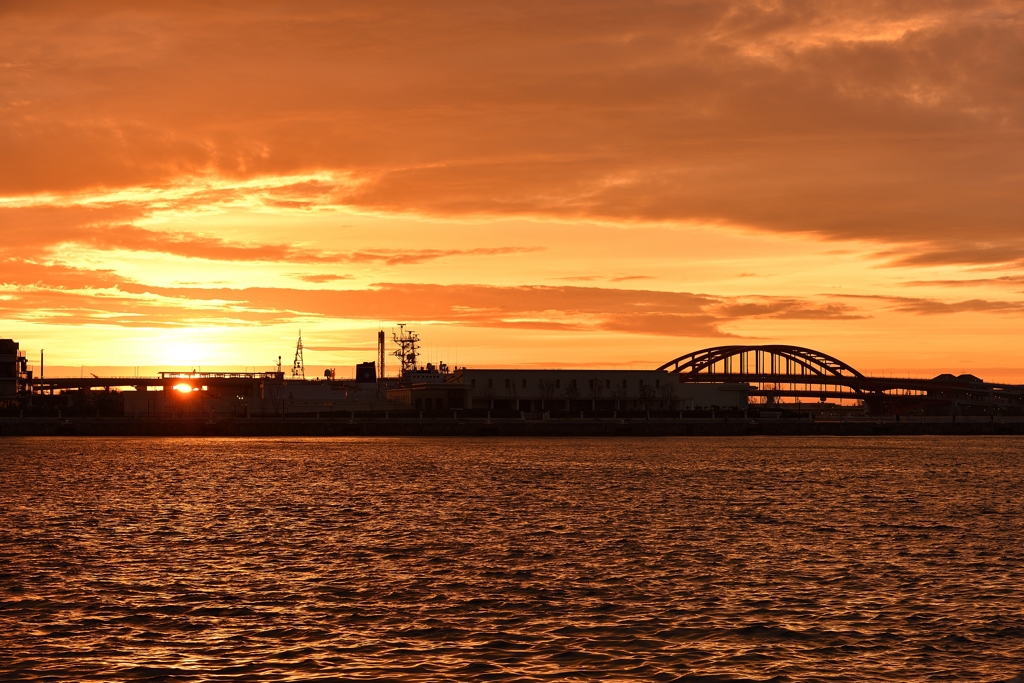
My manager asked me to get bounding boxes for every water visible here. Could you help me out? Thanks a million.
[1,436,1022,682]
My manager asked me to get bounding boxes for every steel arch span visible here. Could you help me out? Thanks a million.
[657,345,885,407]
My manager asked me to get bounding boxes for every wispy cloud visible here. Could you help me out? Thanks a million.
[901,276,1024,288]
[343,247,544,266]
[4,270,1024,340]
[294,274,353,283]
[880,245,1024,268]
[892,298,1024,315]
[714,299,868,320]
[831,293,1024,315]
[0,218,544,267]
[548,275,654,283]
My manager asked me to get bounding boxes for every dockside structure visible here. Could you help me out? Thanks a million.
[387,368,750,411]
[0,339,30,402]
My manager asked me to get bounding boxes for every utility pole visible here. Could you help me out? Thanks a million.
[377,329,386,397]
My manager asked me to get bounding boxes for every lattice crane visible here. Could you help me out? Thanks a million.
[291,330,305,379]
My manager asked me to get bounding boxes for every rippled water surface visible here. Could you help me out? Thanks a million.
[1,436,1023,681]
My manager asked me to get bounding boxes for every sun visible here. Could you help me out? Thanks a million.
[173,383,194,393]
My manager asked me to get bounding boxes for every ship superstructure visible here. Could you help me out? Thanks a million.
[392,324,449,384]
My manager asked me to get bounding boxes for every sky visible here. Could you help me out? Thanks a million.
[2,1,1023,380]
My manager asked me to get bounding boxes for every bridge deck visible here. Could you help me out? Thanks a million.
[32,376,273,390]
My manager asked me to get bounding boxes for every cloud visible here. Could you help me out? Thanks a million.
[881,245,1024,268]
[547,275,655,283]
[598,313,731,337]
[714,299,868,320]
[0,258,130,290]
[831,292,1024,315]
[0,210,543,266]
[0,285,293,328]
[6,271,1024,339]
[891,298,1024,315]
[901,276,1024,287]
[116,282,722,325]
[343,247,544,266]
[0,277,825,335]
[0,1,1020,250]
[294,274,353,283]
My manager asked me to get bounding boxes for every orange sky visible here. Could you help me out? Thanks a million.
[2,1,1023,380]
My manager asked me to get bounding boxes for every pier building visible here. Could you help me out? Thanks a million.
[388,369,751,412]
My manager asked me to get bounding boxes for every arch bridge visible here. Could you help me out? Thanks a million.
[657,345,1024,414]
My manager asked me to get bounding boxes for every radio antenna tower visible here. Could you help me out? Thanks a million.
[292,330,305,379]
[377,330,386,381]
[391,324,420,377]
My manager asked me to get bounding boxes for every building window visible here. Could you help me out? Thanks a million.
[639,379,644,387]
[522,379,526,388]
[606,379,610,389]
[656,379,660,388]
[471,379,476,387]
[555,379,560,388]
[622,379,627,388]
[488,378,493,388]
[505,378,510,388]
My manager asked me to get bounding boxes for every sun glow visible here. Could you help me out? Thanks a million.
[173,383,194,393]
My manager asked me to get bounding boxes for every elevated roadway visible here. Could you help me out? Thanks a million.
[32,371,285,393]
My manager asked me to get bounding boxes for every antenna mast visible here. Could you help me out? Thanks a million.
[292,330,305,379]
[377,329,386,381]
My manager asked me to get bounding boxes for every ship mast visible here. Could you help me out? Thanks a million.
[391,324,419,379]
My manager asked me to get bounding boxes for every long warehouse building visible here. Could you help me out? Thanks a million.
[388,368,750,411]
